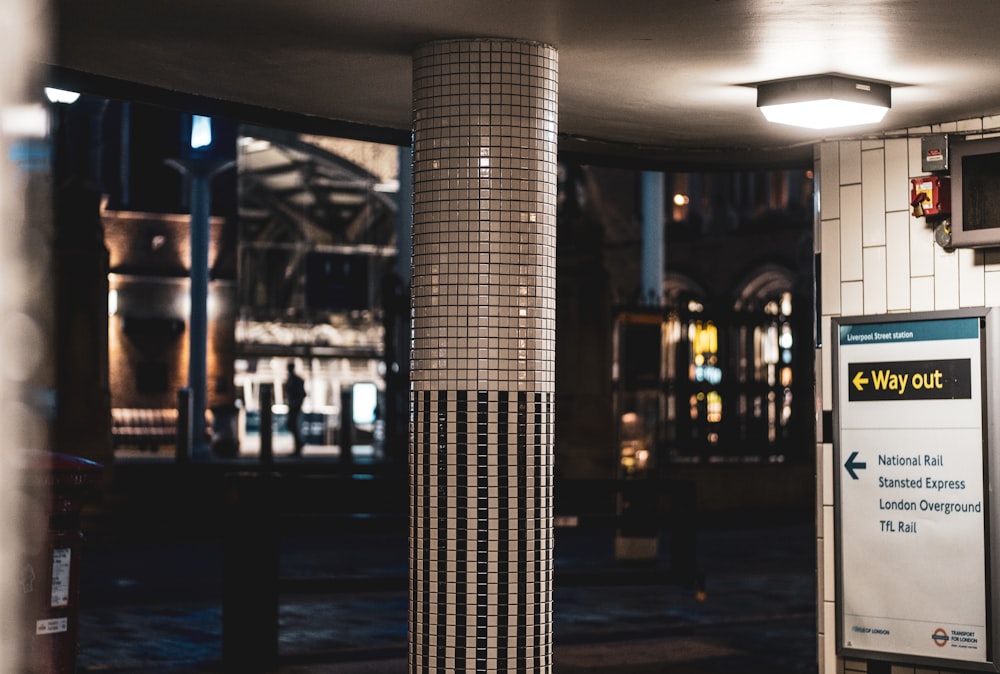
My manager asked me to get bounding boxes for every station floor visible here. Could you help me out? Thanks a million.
[75,523,817,673]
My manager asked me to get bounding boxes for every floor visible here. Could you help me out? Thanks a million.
[74,524,818,673]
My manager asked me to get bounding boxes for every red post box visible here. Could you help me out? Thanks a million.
[19,451,102,674]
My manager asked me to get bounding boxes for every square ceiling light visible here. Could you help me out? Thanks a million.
[756,75,890,130]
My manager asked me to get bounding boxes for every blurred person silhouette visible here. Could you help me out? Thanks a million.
[284,361,306,456]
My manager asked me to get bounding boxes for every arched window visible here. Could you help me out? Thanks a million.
[731,265,797,461]
[661,274,721,462]
[624,267,804,466]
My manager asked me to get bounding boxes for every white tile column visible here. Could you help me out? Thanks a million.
[410,39,558,673]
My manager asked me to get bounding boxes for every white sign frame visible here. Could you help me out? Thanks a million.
[833,308,1000,670]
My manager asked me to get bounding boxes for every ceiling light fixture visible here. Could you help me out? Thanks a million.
[43,87,81,104]
[756,75,890,130]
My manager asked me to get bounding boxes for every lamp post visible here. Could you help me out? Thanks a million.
[641,171,665,307]
[166,152,233,459]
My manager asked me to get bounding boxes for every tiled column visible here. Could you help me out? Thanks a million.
[410,39,557,673]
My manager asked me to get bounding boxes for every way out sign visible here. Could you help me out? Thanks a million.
[833,309,1000,670]
[847,359,971,401]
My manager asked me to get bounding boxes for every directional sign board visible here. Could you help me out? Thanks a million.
[834,310,1000,670]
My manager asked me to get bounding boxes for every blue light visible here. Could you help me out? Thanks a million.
[695,365,723,385]
[8,139,50,172]
[190,115,213,149]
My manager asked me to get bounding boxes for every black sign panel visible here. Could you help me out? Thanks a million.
[847,359,971,401]
[305,252,370,312]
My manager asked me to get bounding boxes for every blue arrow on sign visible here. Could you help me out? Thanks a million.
[845,451,867,480]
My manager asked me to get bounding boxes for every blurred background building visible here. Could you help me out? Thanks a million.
[46,93,815,518]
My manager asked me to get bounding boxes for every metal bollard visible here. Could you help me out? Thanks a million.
[176,387,191,464]
[259,384,273,464]
[669,479,699,587]
[222,473,279,672]
[339,386,353,464]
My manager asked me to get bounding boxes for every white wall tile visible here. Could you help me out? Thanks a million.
[933,121,958,133]
[840,185,863,281]
[823,503,835,601]
[934,246,960,310]
[884,139,910,212]
[984,115,1000,131]
[911,276,935,312]
[863,247,888,314]
[823,602,838,672]
[862,149,886,246]
[907,136,923,178]
[958,117,985,132]
[842,281,864,315]
[815,442,825,515]
[959,248,986,308]
[861,139,883,150]
[820,143,840,221]
[821,220,842,315]
[821,316,833,409]
[910,214,935,277]
[885,211,911,311]
[815,352,825,432]
[840,141,862,184]
[823,443,834,506]
[986,270,1000,306]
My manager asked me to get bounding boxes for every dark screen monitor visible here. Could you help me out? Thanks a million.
[951,137,1000,248]
[304,252,370,312]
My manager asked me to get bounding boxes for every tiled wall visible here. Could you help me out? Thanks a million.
[410,39,558,673]
[816,116,1000,674]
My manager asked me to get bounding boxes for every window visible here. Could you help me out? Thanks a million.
[733,267,799,462]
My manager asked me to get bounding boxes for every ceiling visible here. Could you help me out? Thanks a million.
[239,129,398,248]
[48,1,1000,168]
